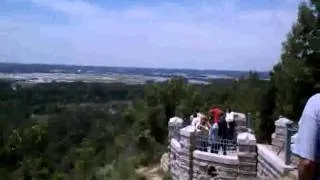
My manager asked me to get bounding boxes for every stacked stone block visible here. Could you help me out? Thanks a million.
[290,132,299,167]
[168,117,184,142]
[178,126,196,180]
[257,116,297,179]
[257,144,296,179]
[271,117,293,152]
[168,117,184,154]
[234,112,247,134]
[167,116,262,180]
[193,151,239,180]
[237,132,257,179]
[170,139,182,180]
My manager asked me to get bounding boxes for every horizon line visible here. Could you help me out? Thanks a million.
[0,61,270,73]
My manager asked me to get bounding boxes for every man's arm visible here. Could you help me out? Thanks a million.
[292,106,318,179]
[298,158,317,180]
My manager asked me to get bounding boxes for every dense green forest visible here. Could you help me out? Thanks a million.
[0,1,318,179]
[0,77,268,179]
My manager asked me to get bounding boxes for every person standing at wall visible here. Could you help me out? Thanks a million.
[225,107,236,140]
[190,109,199,121]
[218,113,228,155]
[209,121,219,154]
[226,107,236,151]
[292,94,320,180]
[196,117,210,152]
[191,112,200,127]
[209,107,223,124]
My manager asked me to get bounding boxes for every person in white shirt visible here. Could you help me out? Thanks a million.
[191,110,205,127]
[192,116,201,128]
[225,107,236,143]
[225,107,235,125]
[190,109,199,125]
[292,94,320,179]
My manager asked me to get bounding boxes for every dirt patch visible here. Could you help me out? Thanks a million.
[136,164,164,180]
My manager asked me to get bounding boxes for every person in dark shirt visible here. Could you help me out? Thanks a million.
[218,113,228,155]
[218,113,228,138]
[225,107,236,140]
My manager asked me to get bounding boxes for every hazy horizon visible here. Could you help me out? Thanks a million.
[0,0,301,71]
[0,61,272,73]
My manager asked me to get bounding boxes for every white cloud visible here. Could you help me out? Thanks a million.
[0,0,300,70]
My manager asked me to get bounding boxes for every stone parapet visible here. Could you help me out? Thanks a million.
[271,117,293,151]
[237,132,257,179]
[179,126,196,180]
[165,116,287,180]
[170,139,182,180]
[193,150,239,180]
[256,144,295,179]
[169,117,184,142]
[237,132,257,146]
[238,152,257,165]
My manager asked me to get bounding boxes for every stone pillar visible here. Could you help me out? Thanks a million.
[290,133,299,167]
[271,117,293,152]
[178,126,196,180]
[237,132,257,179]
[234,112,247,134]
[170,139,182,180]
[168,117,184,151]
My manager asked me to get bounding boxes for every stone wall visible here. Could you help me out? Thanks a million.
[169,125,195,180]
[257,144,295,179]
[192,132,257,180]
[193,150,239,179]
[234,112,247,134]
[168,117,184,144]
[179,126,195,180]
[168,117,184,158]
[170,138,182,180]
[257,117,297,179]
[237,132,257,179]
[167,115,301,180]
[168,121,258,180]
[271,117,293,152]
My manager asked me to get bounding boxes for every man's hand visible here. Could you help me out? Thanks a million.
[298,158,316,180]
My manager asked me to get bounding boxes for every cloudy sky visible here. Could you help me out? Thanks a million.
[0,0,302,71]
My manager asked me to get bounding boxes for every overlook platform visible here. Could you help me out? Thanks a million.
[166,114,299,180]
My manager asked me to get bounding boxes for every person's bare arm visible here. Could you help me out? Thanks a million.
[298,158,317,180]
[292,95,319,180]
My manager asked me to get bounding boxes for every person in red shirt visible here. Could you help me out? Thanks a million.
[208,107,223,124]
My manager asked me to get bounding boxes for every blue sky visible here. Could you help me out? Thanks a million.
[0,0,302,71]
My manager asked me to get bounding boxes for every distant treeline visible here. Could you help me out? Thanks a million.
[0,62,270,79]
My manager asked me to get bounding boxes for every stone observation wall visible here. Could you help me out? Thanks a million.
[193,150,239,179]
[237,133,258,179]
[257,117,297,180]
[168,113,258,180]
[167,114,300,180]
[256,144,296,179]
[193,132,257,180]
